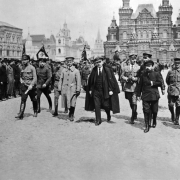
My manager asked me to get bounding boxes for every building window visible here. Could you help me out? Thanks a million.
[163,30,168,38]
[178,32,180,38]
[149,31,152,39]
[58,49,61,54]
[138,31,141,39]
[143,31,147,39]
[123,32,127,39]
[58,39,61,44]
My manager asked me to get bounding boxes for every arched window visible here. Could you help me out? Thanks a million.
[149,31,152,39]
[123,32,127,39]
[163,30,168,38]
[138,31,141,39]
[143,31,147,39]
[58,49,61,54]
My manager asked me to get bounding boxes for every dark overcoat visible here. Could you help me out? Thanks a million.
[0,66,7,82]
[85,65,120,114]
[136,70,162,101]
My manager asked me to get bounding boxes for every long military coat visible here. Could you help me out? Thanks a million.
[58,66,81,108]
[85,65,120,114]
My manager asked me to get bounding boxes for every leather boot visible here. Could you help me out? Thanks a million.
[169,106,175,122]
[17,102,22,116]
[130,104,137,124]
[105,109,111,122]
[149,112,152,127]
[144,112,150,133]
[15,102,26,120]
[174,106,180,125]
[52,105,58,116]
[152,113,157,128]
[64,108,68,114]
[69,106,75,121]
[32,101,38,117]
[37,98,41,113]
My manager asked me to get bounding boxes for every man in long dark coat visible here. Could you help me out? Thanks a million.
[136,59,163,133]
[85,57,120,126]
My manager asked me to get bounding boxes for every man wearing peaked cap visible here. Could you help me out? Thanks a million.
[136,57,164,133]
[15,54,38,119]
[58,56,81,121]
[166,57,180,125]
[121,51,140,124]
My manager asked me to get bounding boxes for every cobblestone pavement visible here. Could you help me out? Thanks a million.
[0,70,180,180]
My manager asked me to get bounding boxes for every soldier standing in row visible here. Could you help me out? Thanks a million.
[36,58,52,113]
[121,53,140,124]
[136,59,163,133]
[15,55,37,119]
[58,57,81,121]
[52,61,64,116]
[166,58,180,125]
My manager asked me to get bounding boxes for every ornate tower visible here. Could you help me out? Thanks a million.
[119,0,133,45]
[157,0,173,44]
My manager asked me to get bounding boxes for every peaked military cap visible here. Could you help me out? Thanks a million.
[65,57,74,61]
[22,54,30,61]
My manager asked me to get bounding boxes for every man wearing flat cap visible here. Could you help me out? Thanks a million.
[166,57,180,125]
[136,59,163,133]
[36,58,52,113]
[58,57,81,121]
[15,54,37,119]
[85,56,120,126]
[121,53,140,124]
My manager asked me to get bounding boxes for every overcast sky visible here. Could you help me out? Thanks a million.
[0,0,179,47]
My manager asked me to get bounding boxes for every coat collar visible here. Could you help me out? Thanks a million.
[65,65,75,72]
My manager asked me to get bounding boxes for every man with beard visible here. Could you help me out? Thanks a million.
[136,59,163,133]
[85,57,120,126]
[58,57,81,121]
[52,61,65,116]
[36,58,52,113]
[15,55,37,119]
[121,53,140,124]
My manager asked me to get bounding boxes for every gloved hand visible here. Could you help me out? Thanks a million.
[109,91,113,95]
[42,84,46,88]
[76,91,80,97]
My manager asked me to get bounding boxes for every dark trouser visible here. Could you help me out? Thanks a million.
[14,79,21,96]
[93,89,110,123]
[37,87,52,110]
[0,82,7,99]
[143,100,159,128]
[21,84,37,113]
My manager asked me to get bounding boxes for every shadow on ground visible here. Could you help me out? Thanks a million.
[75,116,116,124]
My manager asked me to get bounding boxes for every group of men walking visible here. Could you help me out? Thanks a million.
[2,49,180,133]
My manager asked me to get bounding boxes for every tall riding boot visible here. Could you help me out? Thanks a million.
[174,106,180,125]
[32,101,38,117]
[17,102,23,115]
[169,106,175,122]
[152,113,157,128]
[149,110,152,127]
[105,109,111,122]
[15,102,26,120]
[53,98,58,116]
[37,98,41,113]
[69,106,75,121]
[133,105,138,120]
[144,112,150,133]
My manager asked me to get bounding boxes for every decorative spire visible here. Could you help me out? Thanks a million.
[122,0,130,8]
[162,0,169,6]
[113,12,115,20]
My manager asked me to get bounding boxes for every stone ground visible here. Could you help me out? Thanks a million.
[1,70,180,180]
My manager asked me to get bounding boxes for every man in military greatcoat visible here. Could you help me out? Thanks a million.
[85,57,120,126]
[166,58,180,125]
[136,59,163,133]
[121,53,140,124]
[58,57,81,121]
